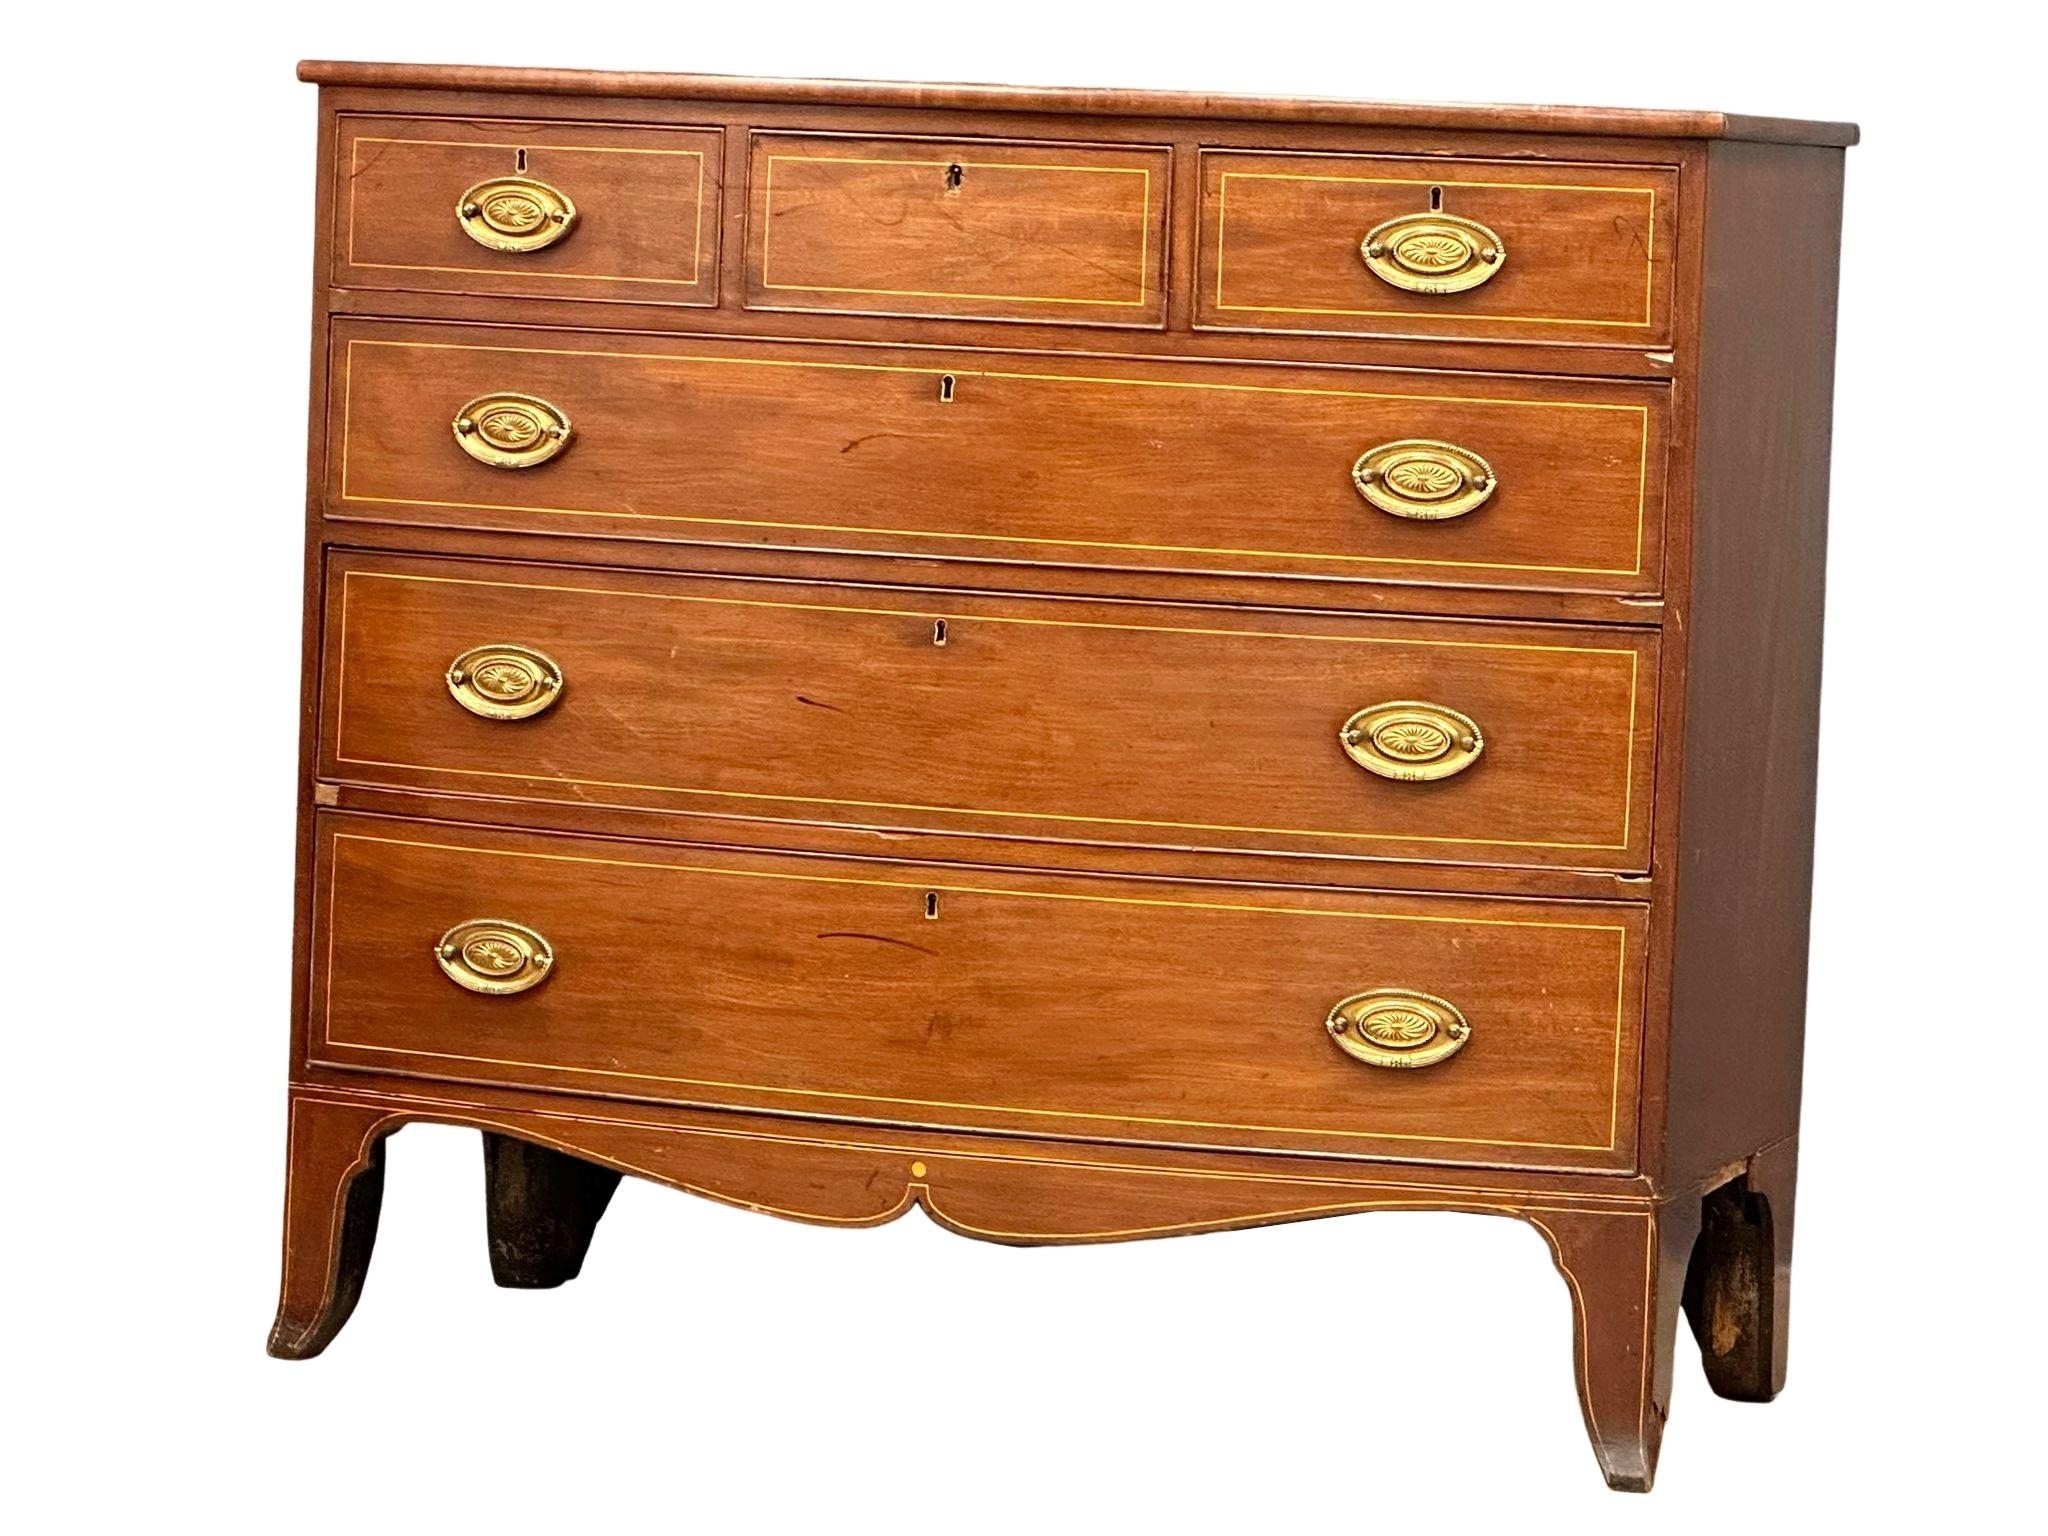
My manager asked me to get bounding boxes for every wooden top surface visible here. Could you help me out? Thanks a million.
[297,60,1859,147]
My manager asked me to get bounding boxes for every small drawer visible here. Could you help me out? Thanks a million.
[320,552,1659,873]
[310,814,1647,1170]
[1198,151,1678,346]
[328,320,1669,596]
[745,133,1171,326]
[333,115,724,305]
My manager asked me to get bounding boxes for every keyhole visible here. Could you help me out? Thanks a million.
[517,148,528,173]
[939,373,956,403]
[945,162,964,191]
[932,619,949,646]
[924,892,940,920]
[1429,185,1443,211]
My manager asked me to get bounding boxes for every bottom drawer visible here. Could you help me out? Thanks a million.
[308,815,1646,1171]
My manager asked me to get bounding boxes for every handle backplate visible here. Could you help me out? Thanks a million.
[447,643,565,721]
[1327,989,1471,1069]
[435,919,555,996]
[456,176,577,253]
[1360,212,1506,294]
[1340,701,1484,782]
[1352,439,1497,521]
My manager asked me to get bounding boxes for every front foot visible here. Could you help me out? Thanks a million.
[1539,1201,1701,1493]
[269,1098,397,1359]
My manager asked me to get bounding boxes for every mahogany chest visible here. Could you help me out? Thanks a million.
[274,60,1854,1491]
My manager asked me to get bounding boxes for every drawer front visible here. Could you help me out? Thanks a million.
[1198,151,1678,346]
[311,815,1647,1170]
[322,554,1658,872]
[333,116,723,305]
[745,134,1171,326]
[329,321,1668,595]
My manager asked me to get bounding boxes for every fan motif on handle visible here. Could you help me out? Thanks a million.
[477,406,544,450]
[1373,720,1452,762]
[471,659,539,702]
[1393,231,1475,273]
[1359,1006,1439,1048]
[481,192,546,232]
[1386,458,1465,500]
[462,936,527,976]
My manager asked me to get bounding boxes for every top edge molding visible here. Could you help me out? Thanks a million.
[297,61,1860,147]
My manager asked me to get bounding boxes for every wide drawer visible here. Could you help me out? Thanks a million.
[328,321,1669,596]
[332,115,724,305]
[1198,151,1678,347]
[744,133,1171,326]
[309,815,1647,1170]
[321,553,1658,873]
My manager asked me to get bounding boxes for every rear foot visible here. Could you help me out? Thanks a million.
[483,1132,623,1289]
[1683,1141,1796,1401]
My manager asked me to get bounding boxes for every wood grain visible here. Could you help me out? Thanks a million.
[1199,150,1679,346]
[306,813,1647,1169]
[1654,142,1844,1190]
[320,551,1660,872]
[334,115,724,306]
[328,319,1670,596]
[745,133,1170,326]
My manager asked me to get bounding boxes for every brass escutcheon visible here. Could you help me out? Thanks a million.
[1326,988,1471,1069]
[1352,439,1497,521]
[1359,212,1506,294]
[456,176,577,253]
[434,919,556,996]
[1339,701,1484,782]
[452,392,574,470]
[446,643,565,721]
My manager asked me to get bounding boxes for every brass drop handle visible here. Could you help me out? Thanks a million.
[456,175,577,252]
[436,919,555,996]
[447,643,565,721]
[1353,439,1497,521]
[1327,989,1471,1069]
[1340,701,1484,782]
[452,393,574,470]
[1360,212,1506,294]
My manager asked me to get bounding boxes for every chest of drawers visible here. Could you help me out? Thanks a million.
[272,61,1855,1492]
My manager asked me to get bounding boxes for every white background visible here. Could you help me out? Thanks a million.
[8,2,2041,1527]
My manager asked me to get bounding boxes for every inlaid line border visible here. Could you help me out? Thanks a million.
[327,566,1650,856]
[341,128,715,288]
[1208,160,1665,329]
[313,829,1641,1154]
[755,148,1162,309]
[334,337,1659,580]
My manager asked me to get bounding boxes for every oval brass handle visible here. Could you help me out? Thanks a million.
[1340,701,1484,782]
[456,176,577,253]
[452,392,573,470]
[447,643,565,721]
[1327,989,1470,1069]
[1353,439,1496,521]
[435,919,555,996]
[1360,212,1506,294]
